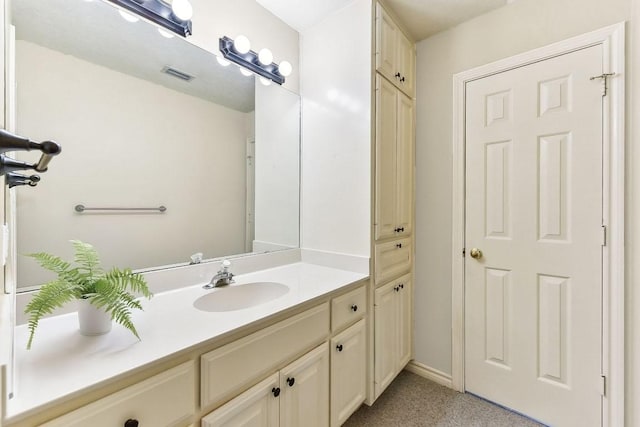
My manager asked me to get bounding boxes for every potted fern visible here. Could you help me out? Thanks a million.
[24,240,152,349]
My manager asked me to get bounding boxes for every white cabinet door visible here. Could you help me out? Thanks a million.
[280,343,329,427]
[396,91,414,237]
[375,75,398,241]
[374,280,399,398]
[375,75,415,243]
[376,3,414,97]
[375,3,397,82]
[397,276,412,368]
[331,319,367,427]
[397,31,415,96]
[374,273,413,400]
[201,373,280,427]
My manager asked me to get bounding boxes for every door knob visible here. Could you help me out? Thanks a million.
[469,248,483,259]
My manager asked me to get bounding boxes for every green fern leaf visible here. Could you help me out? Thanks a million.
[70,240,104,278]
[27,252,71,276]
[25,280,78,349]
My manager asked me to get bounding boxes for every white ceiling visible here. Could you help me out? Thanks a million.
[257,0,510,41]
[255,0,354,33]
[385,0,509,41]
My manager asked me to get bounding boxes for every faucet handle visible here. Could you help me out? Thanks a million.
[221,259,231,271]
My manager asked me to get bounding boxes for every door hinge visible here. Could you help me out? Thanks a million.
[600,375,607,396]
[590,72,615,97]
[601,225,607,247]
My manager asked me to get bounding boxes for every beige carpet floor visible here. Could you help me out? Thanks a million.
[344,371,546,427]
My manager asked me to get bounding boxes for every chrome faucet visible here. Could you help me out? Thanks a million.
[204,260,235,289]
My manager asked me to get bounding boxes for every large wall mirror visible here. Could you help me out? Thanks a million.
[12,0,300,289]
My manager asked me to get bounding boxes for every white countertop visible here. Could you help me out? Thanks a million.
[7,262,367,421]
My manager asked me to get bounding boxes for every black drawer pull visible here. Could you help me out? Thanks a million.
[287,377,295,387]
[394,286,400,292]
[336,344,344,352]
[351,304,358,312]
[396,243,403,249]
[272,387,281,397]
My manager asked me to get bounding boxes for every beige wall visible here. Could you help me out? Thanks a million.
[413,0,636,420]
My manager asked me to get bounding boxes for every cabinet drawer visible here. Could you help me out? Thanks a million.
[374,238,411,285]
[40,362,195,427]
[201,303,330,409]
[331,285,366,332]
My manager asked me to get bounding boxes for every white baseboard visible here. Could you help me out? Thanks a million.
[404,361,453,389]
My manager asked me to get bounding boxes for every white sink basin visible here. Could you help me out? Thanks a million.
[193,282,289,312]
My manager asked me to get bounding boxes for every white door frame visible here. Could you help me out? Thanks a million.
[451,23,625,426]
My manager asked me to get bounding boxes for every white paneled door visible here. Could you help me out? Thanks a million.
[465,45,604,426]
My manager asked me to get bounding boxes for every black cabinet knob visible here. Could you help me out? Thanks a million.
[399,284,404,289]
[399,227,405,232]
[400,76,406,82]
[394,286,400,292]
[287,377,295,387]
[124,420,139,427]
[396,243,403,249]
[351,304,358,312]
[272,387,281,397]
[395,72,401,78]
[336,344,344,352]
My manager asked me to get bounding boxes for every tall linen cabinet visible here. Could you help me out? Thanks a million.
[371,0,415,402]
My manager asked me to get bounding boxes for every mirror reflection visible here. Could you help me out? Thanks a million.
[12,0,300,289]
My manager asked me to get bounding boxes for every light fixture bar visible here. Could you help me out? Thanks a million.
[107,0,193,37]
[219,36,285,85]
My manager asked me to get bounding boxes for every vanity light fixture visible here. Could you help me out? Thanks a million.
[219,36,289,85]
[106,0,193,37]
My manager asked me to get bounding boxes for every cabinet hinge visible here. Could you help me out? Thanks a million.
[462,248,466,257]
[600,375,607,396]
[601,225,607,247]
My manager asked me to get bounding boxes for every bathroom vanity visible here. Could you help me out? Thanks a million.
[5,261,368,426]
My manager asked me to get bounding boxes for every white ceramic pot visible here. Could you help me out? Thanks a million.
[77,298,112,336]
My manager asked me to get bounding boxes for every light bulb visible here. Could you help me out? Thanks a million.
[258,48,273,65]
[278,60,292,77]
[234,35,251,54]
[216,56,230,67]
[171,0,193,21]
[240,67,253,77]
[119,10,139,23]
[158,28,174,38]
[260,77,272,86]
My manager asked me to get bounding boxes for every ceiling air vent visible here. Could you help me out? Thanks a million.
[162,66,194,82]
